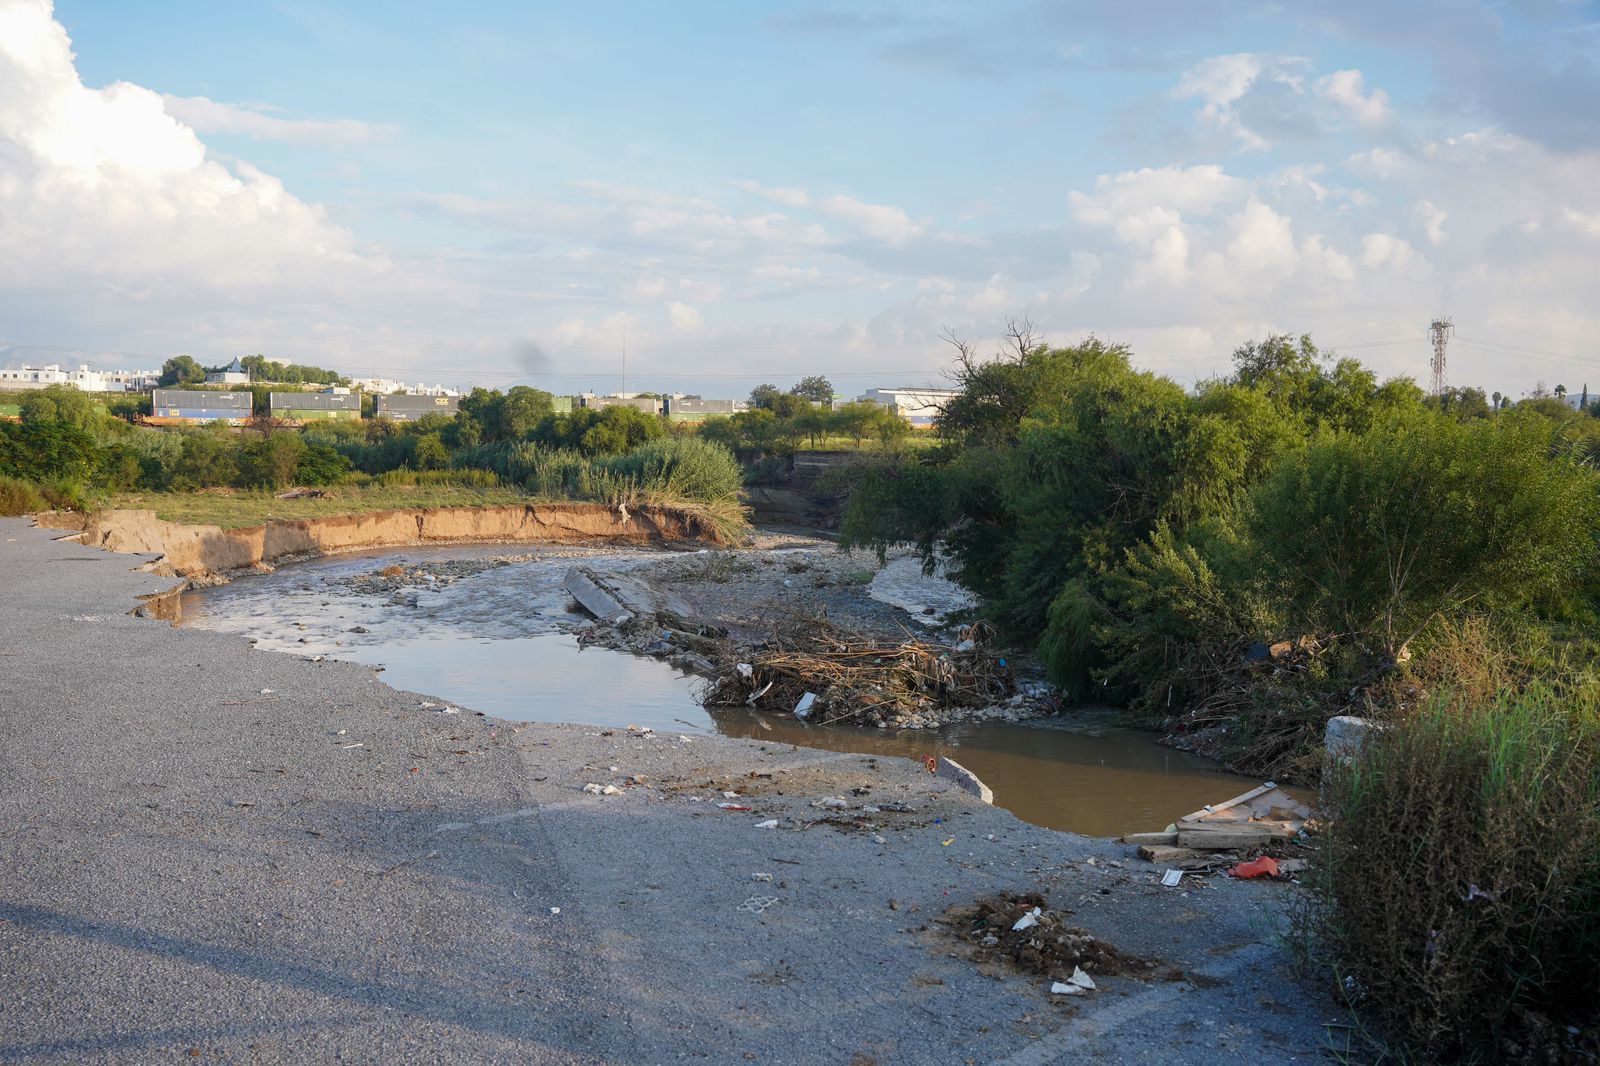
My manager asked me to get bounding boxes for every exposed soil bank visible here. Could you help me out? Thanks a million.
[38,502,719,582]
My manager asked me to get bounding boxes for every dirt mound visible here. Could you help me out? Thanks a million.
[51,504,720,581]
[940,892,1165,983]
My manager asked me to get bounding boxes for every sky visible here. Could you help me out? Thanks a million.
[1,0,1599,398]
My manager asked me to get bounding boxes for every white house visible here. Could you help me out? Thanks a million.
[856,387,960,427]
[205,357,251,385]
[0,363,158,392]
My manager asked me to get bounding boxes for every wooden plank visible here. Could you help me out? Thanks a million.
[1178,828,1276,849]
[1122,832,1179,846]
[1138,845,1233,869]
[1177,819,1299,838]
[1178,782,1277,825]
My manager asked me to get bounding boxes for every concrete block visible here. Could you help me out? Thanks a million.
[937,756,994,805]
[1325,715,1381,763]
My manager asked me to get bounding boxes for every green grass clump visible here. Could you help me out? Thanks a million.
[1310,686,1600,1058]
[0,475,46,516]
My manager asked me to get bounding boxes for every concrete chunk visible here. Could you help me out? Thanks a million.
[937,756,994,804]
[563,568,633,625]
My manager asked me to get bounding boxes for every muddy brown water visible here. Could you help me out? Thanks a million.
[178,547,1281,838]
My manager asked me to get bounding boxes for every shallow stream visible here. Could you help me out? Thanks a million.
[179,545,1272,837]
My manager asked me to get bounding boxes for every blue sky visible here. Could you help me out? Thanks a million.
[3,1,1600,397]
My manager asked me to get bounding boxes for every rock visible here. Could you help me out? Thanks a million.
[1326,715,1382,763]
[936,757,994,804]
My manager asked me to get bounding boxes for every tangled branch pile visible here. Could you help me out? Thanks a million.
[699,617,1015,728]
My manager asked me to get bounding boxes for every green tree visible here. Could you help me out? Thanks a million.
[748,383,782,410]
[494,386,555,441]
[413,432,449,471]
[791,376,833,404]
[158,355,206,387]
[240,433,306,490]
[1251,412,1600,657]
[20,385,99,431]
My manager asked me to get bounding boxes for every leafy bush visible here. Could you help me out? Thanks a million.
[0,476,46,516]
[1311,687,1600,1058]
[600,436,743,505]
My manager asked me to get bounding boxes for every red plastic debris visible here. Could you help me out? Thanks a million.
[1229,856,1280,880]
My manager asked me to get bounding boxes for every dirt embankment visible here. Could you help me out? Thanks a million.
[40,503,718,582]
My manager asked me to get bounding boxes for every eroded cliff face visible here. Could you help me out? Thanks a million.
[42,503,715,581]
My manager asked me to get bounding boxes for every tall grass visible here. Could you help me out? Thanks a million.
[0,475,46,516]
[1310,685,1600,1058]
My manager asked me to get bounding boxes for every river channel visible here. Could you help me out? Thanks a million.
[178,543,1273,837]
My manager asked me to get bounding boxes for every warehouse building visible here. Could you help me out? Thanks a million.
[376,394,460,421]
[579,394,662,415]
[663,397,741,422]
[269,391,361,422]
[856,387,959,428]
[150,389,253,425]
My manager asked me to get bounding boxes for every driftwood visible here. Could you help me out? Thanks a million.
[700,617,1015,727]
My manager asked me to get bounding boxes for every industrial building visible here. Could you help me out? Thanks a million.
[664,397,742,422]
[856,387,959,428]
[579,394,662,415]
[376,394,460,421]
[269,391,361,422]
[150,389,253,425]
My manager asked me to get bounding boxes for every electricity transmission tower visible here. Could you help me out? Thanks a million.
[1428,317,1453,397]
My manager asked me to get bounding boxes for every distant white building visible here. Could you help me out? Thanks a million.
[205,357,251,385]
[349,377,461,397]
[0,363,158,393]
[856,387,960,428]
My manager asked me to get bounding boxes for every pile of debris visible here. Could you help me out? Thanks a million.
[698,617,1019,728]
[1124,782,1314,878]
[941,892,1165,997]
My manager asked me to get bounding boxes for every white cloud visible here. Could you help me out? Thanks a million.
[161,95,397,145]
[729,178,812,207]
[1415,200,1448,244]
[1315,69,1391,128]
[1225,200,1297,274]
[1567,209,1600,240]
[1070,165,1245,233]
[816,193,922,243]
[0,0,365,296]
[1171,52,1309,150]
[666,301,702,330]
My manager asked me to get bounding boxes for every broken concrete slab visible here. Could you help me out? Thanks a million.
[1325,714,1381,763]
[938,756,994,805]
[564,568,634,625]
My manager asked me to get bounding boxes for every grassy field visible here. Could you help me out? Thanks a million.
[109,485,535,529]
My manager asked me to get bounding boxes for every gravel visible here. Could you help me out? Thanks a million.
[0,516,1342,1064]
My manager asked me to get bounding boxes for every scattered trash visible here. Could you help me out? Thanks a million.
[754,819,779,829]
[738,895,779,914]
[752,872,773,883]
[1161,869,1184,887]
[583,783,623,796]
[1228,856,1280,880]
[259,688,274,695]
[811,796,849,809]
[942,838,956,847]
[722,791,740,798]
[716,802,752,811]
[872,835,887,845]
[1012,907,1042,931]
[943,892,1164,985]
[550,907,561,915]
[340,742,364,750]
[793,692,817,720]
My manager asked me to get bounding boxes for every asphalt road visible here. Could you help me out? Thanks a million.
[0,516,1344,1064]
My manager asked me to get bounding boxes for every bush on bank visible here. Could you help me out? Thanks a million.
[1310,686,1600,1059]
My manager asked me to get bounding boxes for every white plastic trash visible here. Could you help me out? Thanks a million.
[1161,869,1184,887]
[794,692,817,719]
[754,819,779,829]
[1012,906,1042,931]
[1050,981,1085,996]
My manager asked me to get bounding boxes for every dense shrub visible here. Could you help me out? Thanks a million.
[1311,687,1600,1057]
[0,476,46,516]
[600,436,743,505]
